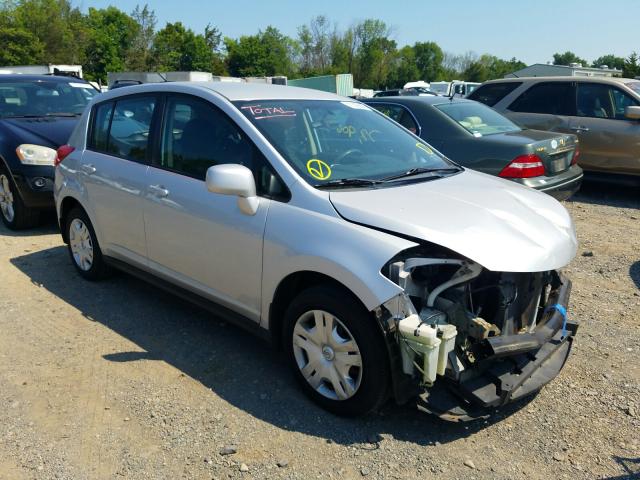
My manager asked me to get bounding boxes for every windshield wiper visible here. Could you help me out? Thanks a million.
[380,167,462,182]
[315,178,385,189]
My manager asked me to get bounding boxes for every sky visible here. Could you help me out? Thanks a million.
[80,0,639,65]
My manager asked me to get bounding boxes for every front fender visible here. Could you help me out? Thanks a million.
[260,200,417,328]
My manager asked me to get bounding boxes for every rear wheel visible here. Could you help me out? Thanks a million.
[65,207,110,280]
[0,169,40,230]
[284,285,389,416]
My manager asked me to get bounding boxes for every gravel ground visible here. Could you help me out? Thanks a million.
[0,180,638,480]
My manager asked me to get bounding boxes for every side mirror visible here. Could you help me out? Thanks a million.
[624,105,640,120]
[205,164,259,215]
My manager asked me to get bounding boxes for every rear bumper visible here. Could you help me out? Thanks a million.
[516,165,583,201]
[418,273,577,421]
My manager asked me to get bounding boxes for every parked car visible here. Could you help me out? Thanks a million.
[373,87,438,98]
[0,74,99,229]
[364,96,583,200]
[468,77,640,181]
[55,82,578,420]
[429,81,479,97]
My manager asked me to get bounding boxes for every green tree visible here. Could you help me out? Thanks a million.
[351,19,393,88]
[151,22,215,72]
[84,6,139,82]
[623,52,639,78]
[11,0,87,64]
[388,45,420,88]
[125,4,156,71]
[0,26,44,65]
[204,24,227,75]
[413,41,444,81]
[591,54,625,71]
[552,51,587,66]
[225,26,297,77]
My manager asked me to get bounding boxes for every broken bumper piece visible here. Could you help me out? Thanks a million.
[417,275,578,422]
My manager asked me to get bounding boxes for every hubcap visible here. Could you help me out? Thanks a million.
[69,219,94,271]
[292,310,363,401]
[0,174,15,222]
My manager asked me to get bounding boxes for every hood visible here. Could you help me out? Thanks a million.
[0,116,78,148]
[329,170,577,272]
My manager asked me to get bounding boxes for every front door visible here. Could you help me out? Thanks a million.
[569,82,640,175]
[143,94,271,321]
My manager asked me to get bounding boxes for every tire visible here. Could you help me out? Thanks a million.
[283,285,390,416]
[65,206,110,280]
[0,168,40,230]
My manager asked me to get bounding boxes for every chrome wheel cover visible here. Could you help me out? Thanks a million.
[292,310,363,401]
[69,219,94,271]
[0,174,15,222]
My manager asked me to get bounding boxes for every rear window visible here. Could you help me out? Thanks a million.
[509,82,575,115]
[435,101,520,136]
[467,82,521,106]
[88,95,156,162]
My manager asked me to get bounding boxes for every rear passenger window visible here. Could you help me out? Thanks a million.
[107,96,156,161]
[467,82,521,106]
[509,82,575,116]
[371,104,419,133]
[90,102,113,151]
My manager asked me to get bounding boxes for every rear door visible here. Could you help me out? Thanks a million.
[505,81,576,134]
[82,94,157,266]
[569,82,640,174]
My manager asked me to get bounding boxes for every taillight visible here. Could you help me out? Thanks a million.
[571,147,580,165]
[55,145,75,166]
[498,154,545,178]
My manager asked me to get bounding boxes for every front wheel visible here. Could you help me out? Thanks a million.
[0,169,40,230]
[284,285,390,416]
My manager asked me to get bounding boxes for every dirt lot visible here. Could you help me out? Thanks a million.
[0,180,638,480]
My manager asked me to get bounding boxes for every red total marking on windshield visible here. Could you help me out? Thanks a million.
[241,105,297,119]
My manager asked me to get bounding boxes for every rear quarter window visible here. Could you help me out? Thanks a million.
[467,82,522,106]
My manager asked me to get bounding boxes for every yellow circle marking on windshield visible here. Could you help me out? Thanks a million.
[416,143,433,155]
[306,159,332,180]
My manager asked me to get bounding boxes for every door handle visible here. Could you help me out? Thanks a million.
[80,164,96,175]
[148,184,169,198]
[570,126,590,132]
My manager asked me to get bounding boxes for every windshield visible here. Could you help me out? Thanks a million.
[430,83,450,95]
[625,82,640,95]
[235,100,455,186]
[435,101,521,136]
[0,80,98,118]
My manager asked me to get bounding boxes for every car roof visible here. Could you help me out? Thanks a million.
[482,76,637,85]
[365,95,475,107]
[99,81,347,102]
[0,74,89,83]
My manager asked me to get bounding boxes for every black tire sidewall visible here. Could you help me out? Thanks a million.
[0,167,37,230]
[65,207,108,280]
[283,285,389,417]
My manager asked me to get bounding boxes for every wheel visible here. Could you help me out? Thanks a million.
[65,206,110,280]
[284,285,390,416]
[0,169,40,230]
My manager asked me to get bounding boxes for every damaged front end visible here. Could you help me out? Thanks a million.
[377,247,578,421]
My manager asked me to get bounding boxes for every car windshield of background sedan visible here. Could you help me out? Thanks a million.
[435,101,521,136]
[235,99,458,187]
[625,81,640,95]
[0,80,98,118]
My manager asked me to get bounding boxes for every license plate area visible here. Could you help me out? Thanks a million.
[548,151,571,173]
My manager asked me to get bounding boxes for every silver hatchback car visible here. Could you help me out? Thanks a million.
[54,83,578,420]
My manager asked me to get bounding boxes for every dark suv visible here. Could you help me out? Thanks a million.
[0,75,98,229]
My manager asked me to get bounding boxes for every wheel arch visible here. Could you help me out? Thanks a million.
[58,195,101,245]
[268,270,380,350]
